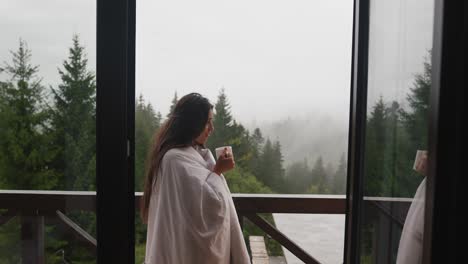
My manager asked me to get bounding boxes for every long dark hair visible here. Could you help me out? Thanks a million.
[140,93,213,223]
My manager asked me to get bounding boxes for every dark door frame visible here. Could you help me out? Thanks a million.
[343,0,369,263]
[94,0,466,262]
[96,0,136,262]
[423,1,466,263]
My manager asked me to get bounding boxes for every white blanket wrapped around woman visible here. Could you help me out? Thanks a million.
[397,178,426,264]
[145,146,251,264]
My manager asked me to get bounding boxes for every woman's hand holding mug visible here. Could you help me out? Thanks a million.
[213,147,235,176]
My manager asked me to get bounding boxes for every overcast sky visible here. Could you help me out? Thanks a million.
[1,0,436,169]
[366,0,434,113]
[1,0,353,124]
[1,0,434,126]
[136,0,354,123]
[0,0,96,93]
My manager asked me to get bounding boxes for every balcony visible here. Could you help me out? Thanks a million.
[0,190,412,264]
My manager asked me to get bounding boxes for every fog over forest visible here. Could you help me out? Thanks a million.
[247,113,348,167]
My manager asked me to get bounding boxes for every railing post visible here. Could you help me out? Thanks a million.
[20,213,45,264]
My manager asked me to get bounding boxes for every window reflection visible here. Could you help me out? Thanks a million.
[360,0,434,263]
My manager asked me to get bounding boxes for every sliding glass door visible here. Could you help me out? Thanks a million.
[359,0,434,263]
[345,0,466,263]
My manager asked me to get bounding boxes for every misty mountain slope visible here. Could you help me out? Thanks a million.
[250,114,348,166]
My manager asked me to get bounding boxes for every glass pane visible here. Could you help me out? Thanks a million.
[136,0,352,262]
[359,0,434,263]
[0,0,97,262]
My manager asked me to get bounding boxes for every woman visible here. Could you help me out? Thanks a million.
[141,93,251,264]
[396,151,428,264]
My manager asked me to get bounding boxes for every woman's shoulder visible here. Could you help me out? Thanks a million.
[162,147,193,164]
[166,147,192,156]
[161,147,220,188]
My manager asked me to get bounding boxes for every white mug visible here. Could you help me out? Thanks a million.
[215,146,233,160]
[413,150,428,172]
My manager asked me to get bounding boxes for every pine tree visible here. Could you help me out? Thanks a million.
[387,102,418,197]
[207,88,234,150]
[324,162,335,191]
[167,91,178,119]
[257,138,274,187]
[0,75,7,188]
[251,128,265,150]
[254,138,285,192]
[206,90,251,168]
[395,52,432,196]
[229,121,253,169]
[51,35,96,190]
[0,39,58,189]
[401,53,431,151]
[249,128,264,175]
[365,98,415,197]
[310,156,327,193]
[135,94,161,191]
[364,97,387,196]
[332,153,347,194]
[271,141,285,191]
[285,159,310,193]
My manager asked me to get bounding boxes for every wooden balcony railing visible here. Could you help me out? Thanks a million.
[0,191,411,264]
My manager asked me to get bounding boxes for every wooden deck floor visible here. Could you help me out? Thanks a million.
[249,236,287,264]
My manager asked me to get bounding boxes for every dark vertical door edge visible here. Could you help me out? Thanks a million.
[127,0,136,262]
[96,0,135,262]
[424,1,467,263]
[344,0,370,263]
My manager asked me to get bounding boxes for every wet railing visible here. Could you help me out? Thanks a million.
[0,191,411,264]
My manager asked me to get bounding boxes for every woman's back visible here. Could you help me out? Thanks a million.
[145,147,250,264]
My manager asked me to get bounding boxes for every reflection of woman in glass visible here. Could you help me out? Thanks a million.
[397,151,428,264]
[141,93,250,264]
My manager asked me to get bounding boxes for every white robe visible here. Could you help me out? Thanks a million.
[145,146,251,264]
[396,178,426,264]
